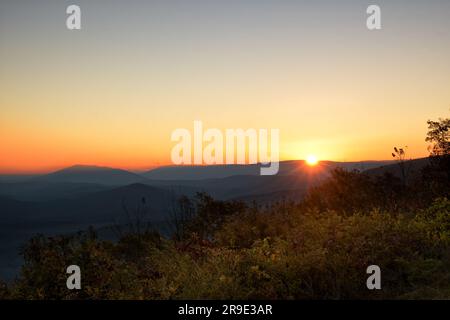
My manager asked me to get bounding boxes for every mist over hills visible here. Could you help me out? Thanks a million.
[0,183,176,223]
[55,183,175,223]
[0,196,34,223]
[0,181,109,202]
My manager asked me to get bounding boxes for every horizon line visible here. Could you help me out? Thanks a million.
[0,157,423,176]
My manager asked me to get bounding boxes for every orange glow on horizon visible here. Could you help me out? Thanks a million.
[0,1,447,175]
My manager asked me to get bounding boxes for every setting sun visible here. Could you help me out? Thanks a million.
[306,155,319,166]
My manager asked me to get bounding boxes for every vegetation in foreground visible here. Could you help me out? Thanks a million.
[0,118,449,300]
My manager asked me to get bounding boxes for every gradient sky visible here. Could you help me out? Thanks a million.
[1,0,449,173]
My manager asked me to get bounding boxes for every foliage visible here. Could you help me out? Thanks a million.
[3,194,449,300]
[426,118,450,157]
[302,168,408,214]
[423,117,450,196]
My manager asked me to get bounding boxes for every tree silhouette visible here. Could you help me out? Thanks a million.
[426,118,450,157]
[424,117,450,193]
[392,146,409,185]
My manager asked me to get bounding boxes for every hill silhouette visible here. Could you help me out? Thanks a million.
[142,160,395,180]
[364,157,431,181]
[34,165,144,185]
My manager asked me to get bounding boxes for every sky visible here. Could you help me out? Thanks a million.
[1,0,449,173]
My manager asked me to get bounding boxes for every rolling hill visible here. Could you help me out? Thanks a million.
[364,157,431,181]
[33,165,144,185]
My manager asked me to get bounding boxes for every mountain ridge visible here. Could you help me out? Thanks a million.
[32,165,145,186]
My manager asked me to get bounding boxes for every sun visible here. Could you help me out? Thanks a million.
[306,154,319,166]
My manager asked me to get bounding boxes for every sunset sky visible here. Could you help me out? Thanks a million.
[1,0,449,173]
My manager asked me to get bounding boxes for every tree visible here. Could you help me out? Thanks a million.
[392,146,410,185]
[169,195,196,241]
[423,117,450,197]
[426,118,450,157]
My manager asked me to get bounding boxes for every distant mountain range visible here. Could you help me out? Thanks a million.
[2,159,415,224]
[0,160,406,202]
[141,160,396,180]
